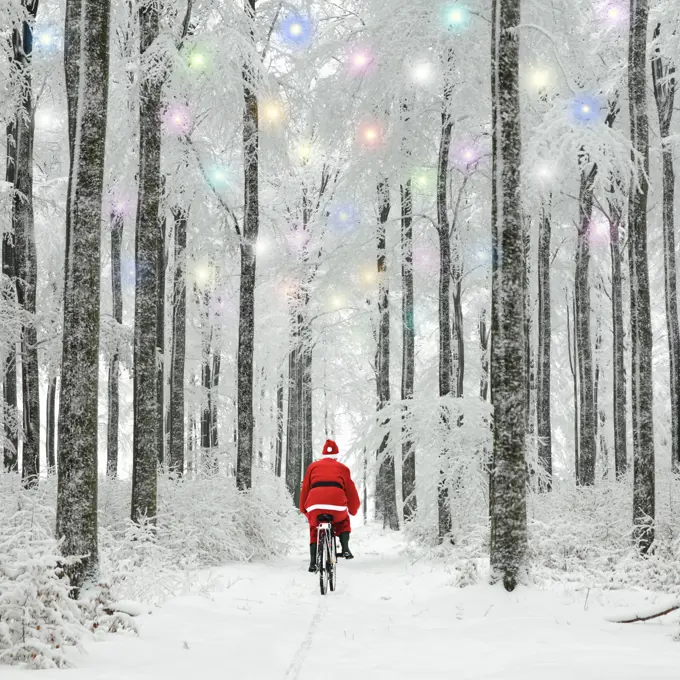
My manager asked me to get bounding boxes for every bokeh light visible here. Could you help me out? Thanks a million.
[296,141,313,163]
[256,237,270,257]
[569,94,601,124]
[412,167,436,194]
[35,25,60,51]
[451,138,488,171]
[207,166,230,189]
[262,101,284,128]
[443,4,471,31]
[588,214,610,246]
[278,12,314,47]
[162,104,192,136]
[532,161,555,184]
[526,67,553,92]
[357,120,384,150]
[406,57,437,87]
[34,109,60,131]
[347,47,377,76]
[359,266,377,286]
[329,295,345,311]
[193,261,215,286]
[108,188,135,218]
[188,51,207,70]
[597,1,627,26]
[329,204,358,232]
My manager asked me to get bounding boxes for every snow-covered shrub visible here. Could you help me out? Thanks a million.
[0,475,85,669]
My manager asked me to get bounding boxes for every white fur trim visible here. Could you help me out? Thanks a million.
[306,504,348,513]
[321,453,339,459]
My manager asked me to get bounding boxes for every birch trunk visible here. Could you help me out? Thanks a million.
[575,166,597,485]
[275,373,283,477]
[567,294,579,480]
[132,0,162,522]
[13,0,40,487]
[376,180,398,531]
[651,25,680,472]
[107,212,123,477]
[608,198,628,478]
[236,0,259,491]
[46,376,57,470]
[628,0,655,554]
[401,179,417,521]
[3,126,18,472]
[156,216,166,467]
[57,0,110,593]
[536,203,552,488]
[168,207,187,475]
[437,52,454,541]
[285,332,301,506]
[489,0,527,591]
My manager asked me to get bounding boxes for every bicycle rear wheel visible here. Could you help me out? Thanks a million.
[329,535,337,592]
[318,530,329,595]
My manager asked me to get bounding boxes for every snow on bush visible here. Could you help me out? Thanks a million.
[0,476,84,669]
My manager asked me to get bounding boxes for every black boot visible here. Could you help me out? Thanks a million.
[308,543,317,572]
[339,532,354,560]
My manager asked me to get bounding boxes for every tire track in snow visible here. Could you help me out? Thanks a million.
[284,596,327,680]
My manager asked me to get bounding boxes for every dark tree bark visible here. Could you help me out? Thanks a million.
[3,125,18,472]
[107,212,123,478]
[608,194,628,478]
[437,50,454,541]
[301,333,313,475]
[132,0,162,522]
[489,0,527,592]
[479,309,490,401]
[236,0,259,491]
[401,179,417,522]
[156,216,167,467]
[594,310,610,476]
[652,24,680,473]
[536,203,552,489]
[168,207,187,475]
[522,215,533,436]
[628,0,655,554]
[567,293,579,480]
[285,328,301,505]
[12,0,40,487]
[46,376,56,470]
[575,166,597,485]
[57,0,110,593]
[275,372,283,477]
[376,180,399,531]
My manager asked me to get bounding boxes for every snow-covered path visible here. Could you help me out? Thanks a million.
[6,528,680,679]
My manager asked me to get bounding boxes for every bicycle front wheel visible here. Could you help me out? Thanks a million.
[318,532,329,595]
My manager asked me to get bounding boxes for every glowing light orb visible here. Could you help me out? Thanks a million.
[194,263,214,286]
[208,166,229,188]
[533,162,555,183]
[256,238,269,256]
[296,141,313,162]
[347,47,376,76]
[360,267,377,285]
[412,167,435,193]
[357,119,385,149]
[444,4,470,31]
[162,104,192,136]
[451,139,487,170]
[189,51,206,70]
[108,189,135,218]
[39,33,52,46]
[279,13,313,47]
[330,204,358,232]
[330,295,344,310]
[408,58,436,87]
[598,2,627,25]
[262,101,284,128]
[587,214,611,246]
[569,94,601,124]
[35,109,60,131]
[528,68,551,91]
[35,26,59,51]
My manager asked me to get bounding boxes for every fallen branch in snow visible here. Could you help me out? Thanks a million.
[607,603,680,624]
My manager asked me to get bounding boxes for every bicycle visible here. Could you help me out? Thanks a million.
[315,513,339,595]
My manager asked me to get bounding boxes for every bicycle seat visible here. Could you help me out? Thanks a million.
[317,513,334,523]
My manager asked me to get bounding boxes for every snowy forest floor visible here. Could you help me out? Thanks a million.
[7,527,680,680]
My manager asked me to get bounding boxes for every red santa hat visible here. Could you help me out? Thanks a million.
[322,439,340,459]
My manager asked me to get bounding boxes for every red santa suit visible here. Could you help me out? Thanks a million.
[300,439,361,544]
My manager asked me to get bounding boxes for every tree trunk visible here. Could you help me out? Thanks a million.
[285,333,301,506]
[575,166,597,485]
[522,216,533,435]
[275,373,283,477]
[609,199,628,478]
[628,0,655,554]
[46,376,57,470]
[376,180,399,531]
[652,25,680,473]
[156,216,166,467]
[13,0,40,487]
[479,309,490,401]
[57,0,110,594]
[567,293,579,480]
[107,212,123,477]
[3,124,18,472]
[301,328,313,475]
[594,311,610,477]
[132,0,161,522]
[437,51,454,541]
[489,0,527,592]
[169,207,187,475]
[536,203,552,489]
[236,0,259,491]
[401,179,417,522]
